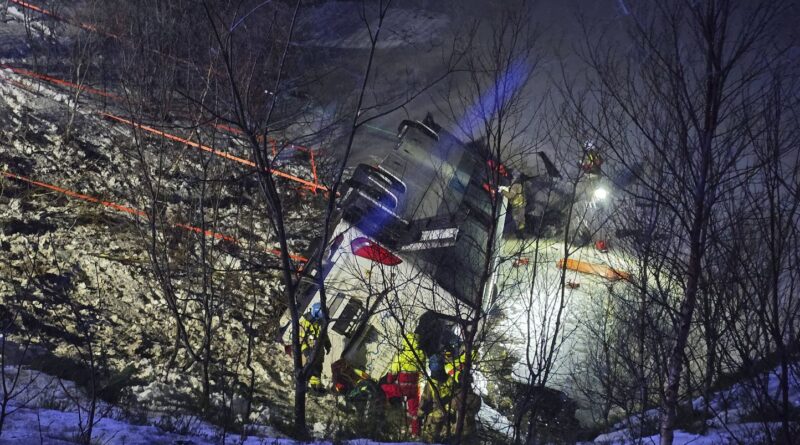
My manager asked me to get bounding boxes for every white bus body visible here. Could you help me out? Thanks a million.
[283,116,508,380]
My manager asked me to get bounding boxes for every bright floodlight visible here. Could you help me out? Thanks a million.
[594,187,609,200]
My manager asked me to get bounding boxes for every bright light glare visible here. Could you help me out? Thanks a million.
[594,187,609,200]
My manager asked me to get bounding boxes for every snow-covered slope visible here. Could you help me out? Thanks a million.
[590,364,800,444]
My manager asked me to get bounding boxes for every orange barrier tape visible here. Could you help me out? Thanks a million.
[173,222,237,244]
[102,113,328,192]
[8,0,52,17]
[2,61,323,193]
[0,64,119,99]
[212,122,245,137]
[1,170,308,263]
[1,170,145,217]
[211,122,321,193]
[1,65,317,189]
[556,258,630,281]
[8,0,101,34]
[2,65,326,197]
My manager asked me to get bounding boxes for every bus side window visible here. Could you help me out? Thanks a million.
[332,298,365,338]
[328,292,346,320]
[296,277,319,312]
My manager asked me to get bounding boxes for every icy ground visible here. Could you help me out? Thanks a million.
[590,363,800,444]
[1,360,796,444]
[0,3,329,440]
[0,366,426,445]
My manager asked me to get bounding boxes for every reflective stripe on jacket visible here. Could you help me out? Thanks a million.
[445,350,478,383]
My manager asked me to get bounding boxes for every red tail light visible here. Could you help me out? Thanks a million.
[350,237,402,266]
[482,182,497,198]
[487,159,509,177]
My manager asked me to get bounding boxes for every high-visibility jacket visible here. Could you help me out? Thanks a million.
[422,349,477,408]
[445,350,478,384]
[420,351,482,444]
[424,374,456,403]
[383,333,425,436]
[508,183,525,208]
[389,333,425,373]
[299,314,330,353]
[583,150,603,173]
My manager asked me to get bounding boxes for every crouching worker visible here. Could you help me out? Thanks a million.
[331,358,372,396]
[381,333,425,436]
[299,302,331,392]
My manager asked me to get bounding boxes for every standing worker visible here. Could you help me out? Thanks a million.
[420,347,482,443]
[381,332,426,436]
[581,140,603,176]
[501,181,527,237]
[299,302,331,392]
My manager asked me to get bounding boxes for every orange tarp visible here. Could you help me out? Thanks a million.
[556,258,630,281]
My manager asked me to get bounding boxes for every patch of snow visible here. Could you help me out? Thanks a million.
[589,363,800,444]
[477,401,514,439]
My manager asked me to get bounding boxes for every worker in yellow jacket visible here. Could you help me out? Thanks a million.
[501,182,526,237]
[420,349,481,443]
[381,333,426,436]
[299,303,330,392]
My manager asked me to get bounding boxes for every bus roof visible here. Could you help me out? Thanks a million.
[376,119,505,307]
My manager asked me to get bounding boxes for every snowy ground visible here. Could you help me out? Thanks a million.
[4,2,798,445]
[591,363,800,444]
[0,365,432,445]
[2,360,795,444]
[0,365,422,445]
[0,2,329,441]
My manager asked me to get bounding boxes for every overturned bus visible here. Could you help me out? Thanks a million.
[282,115,508,381]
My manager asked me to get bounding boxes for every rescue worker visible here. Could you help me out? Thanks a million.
[581,141,603,175]
[501,181,526,237]
[420,348,482,443]
[299,302,330,392]
[420,358,455,442]
[330,358,371,395]
[381,332,426,436]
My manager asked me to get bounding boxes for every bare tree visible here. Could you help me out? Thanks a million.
[571,1,796,443]
[0,308,41,437]
[711,70,800,444]
[61,0,103,145]
[193,0,468,436]
[429,3,580,442]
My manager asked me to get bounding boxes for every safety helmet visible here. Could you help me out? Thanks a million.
[429,353,444,374]
[309,302,324,321]
[444,331,462,353]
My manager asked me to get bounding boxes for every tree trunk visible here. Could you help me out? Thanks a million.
[661,175,710,444]
[659,221,704,445]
